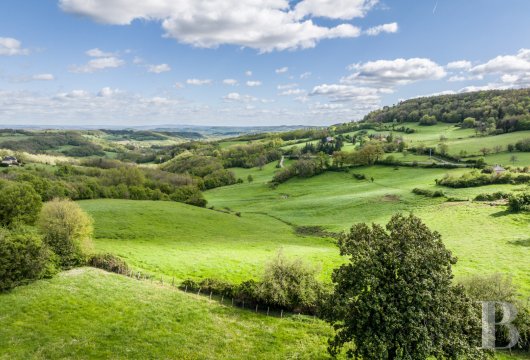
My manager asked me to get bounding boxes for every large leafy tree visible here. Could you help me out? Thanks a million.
[324,214,486,359]
[0,182,42,227]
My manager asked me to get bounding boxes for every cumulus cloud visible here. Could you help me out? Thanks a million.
[310,84,382,103]
[343,57,446,86]
[148,63,171,73]
[222,92,257,102]
[32,74,55,81]
[97,87,120,97]
[245,70,253,77]
[246,80,262,87]
[186,78,212,85]
[58,0,383,52]
[275,66,288,74]
[86,48,115,57]
[277,83,298,90]
[70,56,125,73]
[471,49,530,74]
[300,71,312,79]
[0,37,29,56]
[279,88,305,96]
[364,22,398,36]
[446,60,472,70]
[223,79,238,86]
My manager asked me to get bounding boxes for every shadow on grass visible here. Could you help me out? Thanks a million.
[507,239,530,247]
[490,210,511,217]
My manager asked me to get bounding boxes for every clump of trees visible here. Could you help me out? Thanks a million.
[323,214,486,359]
[0,196,97,291]
[436,170,530,188]
[37,199,94,268]
[362,88,530,134]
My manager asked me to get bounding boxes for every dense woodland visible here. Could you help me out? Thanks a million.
[362,89,530,133]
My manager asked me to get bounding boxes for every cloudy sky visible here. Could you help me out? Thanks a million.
[1,0,530,127]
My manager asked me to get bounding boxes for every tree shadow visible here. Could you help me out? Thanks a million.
[490,209,511,217]
[507,239,530,247]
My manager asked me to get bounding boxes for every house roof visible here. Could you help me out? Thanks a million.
[493,165,505,171]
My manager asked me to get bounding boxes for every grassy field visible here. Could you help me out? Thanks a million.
[80,199,342,283]
[206,164,530,296]
[0,268,334,360]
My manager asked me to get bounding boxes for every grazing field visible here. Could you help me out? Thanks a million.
[80,199,342,283]
[206,165,530,296]
[0,268,334,360]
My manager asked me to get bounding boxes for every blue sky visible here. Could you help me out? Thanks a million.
[1,0,530,127]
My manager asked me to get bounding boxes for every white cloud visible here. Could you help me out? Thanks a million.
[223,92,257,102]
[275,66,288,74]
[86,48,114,57]
[446,60,472,70]
[59,0,375,52]
[365,22,398,36]
[57,89,91,99]
[300,71,312,79]
[70,56,125,73]
[186,78,212,85]
[294,0,377,20]
[174,82,184,89]
[471,49,530,74]
[223,79,238,86]
[245,70,253,77]
[32,74,55,81]
[133,56,144,64]
[246,80,262,87]
[279,88,305,96]
[448,75,466,82]
[0,37,29,56]
[277,83,298,90]
[148,63,171,73]
[310,84,382,103]
[98,87,120,97]
[343,58,446,86]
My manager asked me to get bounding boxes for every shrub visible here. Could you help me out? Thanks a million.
[258,252,324,313]
[412,188,445,198]
[0,227,54,291]
[474,192,510,201]
[508,192,530,212]
[460,274,530,351]
[352,173,366,180]
[0,182,42,227]
[170,185,207,207]
[89,253,129,275]
[37,199,94,268]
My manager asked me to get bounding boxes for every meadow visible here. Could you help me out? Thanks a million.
[0,268,334,360]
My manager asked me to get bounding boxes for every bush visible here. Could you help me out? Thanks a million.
[352,173,366,180]
[0,227,54,291]
[258,252,325,313]
[474,192,510,201]
[89,253,129,275]
[412,188,445,198]
[0,182,42,227]
[170,185,207,207]
[460,274,530,351]
[508,192,530,212]
[38,199,94,268]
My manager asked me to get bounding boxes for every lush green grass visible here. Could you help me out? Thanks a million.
[0,268,334,360]
[80,199,342,283]
[206,165,530,296]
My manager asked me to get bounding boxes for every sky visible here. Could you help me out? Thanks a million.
[1,0,530,127]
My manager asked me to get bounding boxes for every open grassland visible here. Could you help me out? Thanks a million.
[0,268,334,360]
[206,165,530,296]
[80,199,342,283]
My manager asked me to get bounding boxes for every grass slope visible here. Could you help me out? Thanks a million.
[206,165,530,296]
[80,199,342,283]
[0,268,333,360]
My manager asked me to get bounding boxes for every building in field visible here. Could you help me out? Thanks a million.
[493,164,505,175]
[1,156,19,166]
